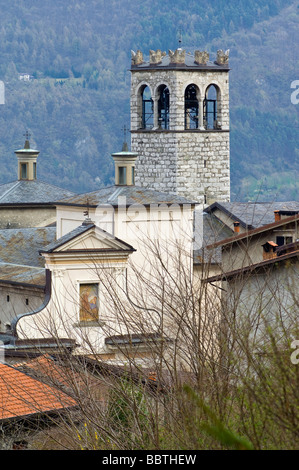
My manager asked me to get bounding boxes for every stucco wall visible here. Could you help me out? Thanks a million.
[0,284,44,332]
[16,203,195,358]
[225,260,299,342]
[221,223,299,272]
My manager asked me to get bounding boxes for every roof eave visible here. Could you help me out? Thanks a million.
[205,249,299,283]
[206,214,299,250]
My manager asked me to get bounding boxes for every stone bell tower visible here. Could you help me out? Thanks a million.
[130,47,230,205]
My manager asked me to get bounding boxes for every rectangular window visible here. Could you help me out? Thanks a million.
[132,167,135,185]
[119,167,126,185]
[33,162,36,179]
[276,236,293,246]
[21,163,27,179]
[79,283,99,322]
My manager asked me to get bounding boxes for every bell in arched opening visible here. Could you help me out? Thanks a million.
[184,84,199,129]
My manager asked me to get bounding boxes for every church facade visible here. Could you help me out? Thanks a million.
[11,173,196,363]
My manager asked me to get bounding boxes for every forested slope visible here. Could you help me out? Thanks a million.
[0,0,297,201]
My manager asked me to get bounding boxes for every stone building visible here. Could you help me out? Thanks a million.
[130,48,230,205]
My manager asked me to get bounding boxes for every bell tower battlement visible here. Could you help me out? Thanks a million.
[130,48,230,205]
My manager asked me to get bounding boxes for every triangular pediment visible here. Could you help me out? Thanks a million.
[41,224,135,254]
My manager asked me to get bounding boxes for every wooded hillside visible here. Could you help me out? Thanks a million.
[0,0,298,201]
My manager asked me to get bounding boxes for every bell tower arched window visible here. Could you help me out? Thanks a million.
[157,85,169,130]
[185,84,199,129]
[203,85,220,130]
[141,86,153,129]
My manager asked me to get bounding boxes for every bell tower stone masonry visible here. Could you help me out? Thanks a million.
[130,48,230,205]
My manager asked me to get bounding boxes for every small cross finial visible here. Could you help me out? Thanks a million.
[121,124,129,152]
[23,131,31,149]
[122,124,127,143]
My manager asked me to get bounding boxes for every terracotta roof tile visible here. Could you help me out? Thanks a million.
[15,355,108,406]
[16,355,88,391]
[0,362,76,420]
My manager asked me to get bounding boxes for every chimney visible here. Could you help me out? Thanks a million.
[274,210,281,222]
[262,241,278,261]
[233,222,240,234]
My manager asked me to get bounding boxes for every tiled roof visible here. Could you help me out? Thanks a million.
[0,227,56,286]
[16,355,84,390]
[15,355,100,398]
[0,263,45,287]
[205,201,299,229]
[207,214,299,249]
[56,185,197,207]
[0,227,56,267]
[0,362,76,421]
[206,249,299,284]
[0,180,75,205]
